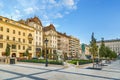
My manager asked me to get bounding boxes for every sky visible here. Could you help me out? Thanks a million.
[0,0,120,44]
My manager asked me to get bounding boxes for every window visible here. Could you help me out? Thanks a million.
[23,32,25,36]
[0,27,3,31]
[13,30,15,34]
[0,35,3,39]
[18,31,21,35]
[29,46,32,50]
[23,39,25,43]
[5,20,8,22]
[23,46,25,50]
[0,43,3,48]
[7,28,9,32]
[12,44,16,49]
[18,38,21,42]
[29,40,32,44]
[7,36,9,40]
[13,37,15,41]
[18,45,21,49]
[0,18,2,21]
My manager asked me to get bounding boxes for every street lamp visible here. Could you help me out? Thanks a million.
[44,38,49,67]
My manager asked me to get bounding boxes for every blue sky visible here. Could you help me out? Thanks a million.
[0,0,120,44]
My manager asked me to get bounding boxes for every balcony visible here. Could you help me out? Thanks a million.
[11,49,17,52]
[28,33,33,40]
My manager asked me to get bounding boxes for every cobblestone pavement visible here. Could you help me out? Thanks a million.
[0,60,120,80]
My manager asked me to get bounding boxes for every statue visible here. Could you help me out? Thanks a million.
[81,44,85,53]
[80,43,87,60]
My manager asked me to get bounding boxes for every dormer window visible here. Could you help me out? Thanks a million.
[0,18,2,21]
[5,20,9,22]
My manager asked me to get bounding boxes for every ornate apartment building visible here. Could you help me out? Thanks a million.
[25,17,43,57]
[69,36,80,58]
[97,39,120,55]
[43,24,58,58]
[0,16,35,58]
[0,15,81,59]
[57,32,69,59]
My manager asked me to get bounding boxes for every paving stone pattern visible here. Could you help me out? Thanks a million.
[0,60,120,80]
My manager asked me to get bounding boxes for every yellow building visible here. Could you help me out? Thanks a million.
[26,17,43,57]
[84,44,91,55]
[69,36,80,58]
[0,16,35,59]
[57,32,69,59]
[43,24,57,59]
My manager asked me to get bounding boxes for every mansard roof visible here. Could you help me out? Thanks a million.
[26,16,42,26]
[18,19,26,24]
[57,32,69,38]
[43,24,56,31]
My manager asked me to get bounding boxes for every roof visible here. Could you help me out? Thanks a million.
[57,32,69,38]
[43,24,56,31]
[26,16,42,26]
[97,39,120,43]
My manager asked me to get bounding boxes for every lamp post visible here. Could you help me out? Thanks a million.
[44,38,49,67]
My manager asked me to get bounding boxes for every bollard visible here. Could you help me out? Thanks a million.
[76,61,79,68]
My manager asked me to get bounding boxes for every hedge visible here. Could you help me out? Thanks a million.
[19,59,63,65]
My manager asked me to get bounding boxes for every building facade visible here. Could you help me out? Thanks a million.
[69,36,80,58]
[43,24,58,59]
[0,16,35,58]
[0,15,81,60]
[97,39,120,55]
[26,17,43,57]
[57,32,69,59]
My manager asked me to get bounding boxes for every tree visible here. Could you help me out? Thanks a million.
[105,47,117,59]
[5,44,10,57]
[24,48,29,59]
[111,51,117,59]
[99,38,106,59]
[89,32,98,63]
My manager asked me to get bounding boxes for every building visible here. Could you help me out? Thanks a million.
[82,44,91,56]
[0,16,35,59]
[26,16,43,57]
[0,15,81,60]
[57,32,69,59]
[97,39,120,55]
[69,36,80,58]
[43,24,58,59]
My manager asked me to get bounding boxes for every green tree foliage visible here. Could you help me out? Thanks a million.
[105,47,112,59]
[89,32,98,62]
[99,39,117,59]
[5,44,10,57]
[111,51,117,59]
[99,38,106,58]
[24,48,29,57]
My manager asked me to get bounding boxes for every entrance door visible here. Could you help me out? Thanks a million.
[12,53,16,57]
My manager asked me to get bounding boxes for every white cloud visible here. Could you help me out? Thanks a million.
[24,7,39,14]
[49,0,56,4]
[24,7,34,14]
[65,11,70,14]
[15,9,20,14]
[54,13,63,18]
[0,0,79,26]
[61,0,77,10]
[53,23,60,28]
